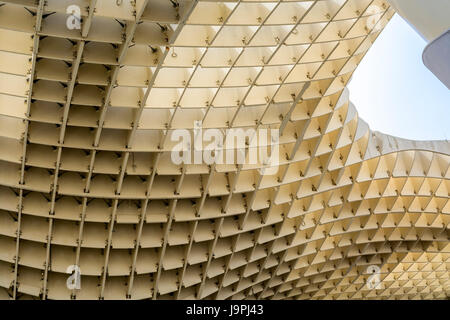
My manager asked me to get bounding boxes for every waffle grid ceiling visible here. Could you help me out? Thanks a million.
[0,0,448,300]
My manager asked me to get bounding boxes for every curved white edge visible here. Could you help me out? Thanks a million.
[422,29,450,90]
[387,0,450,42]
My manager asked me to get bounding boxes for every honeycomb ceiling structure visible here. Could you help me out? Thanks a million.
[0,0,449,300]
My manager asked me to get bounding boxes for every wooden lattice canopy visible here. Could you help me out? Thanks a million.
[0,0,448,300]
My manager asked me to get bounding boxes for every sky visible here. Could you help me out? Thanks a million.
[347,14,450,142]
